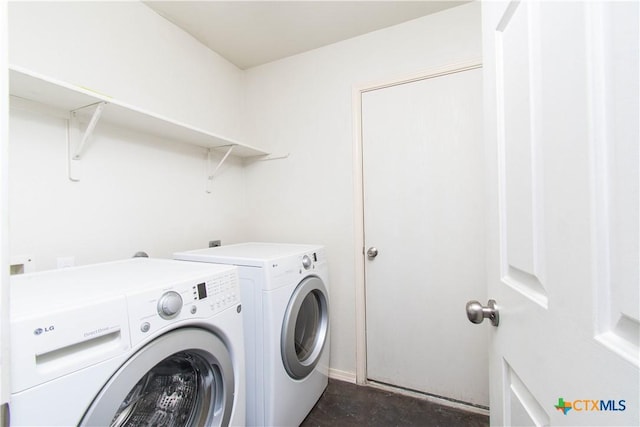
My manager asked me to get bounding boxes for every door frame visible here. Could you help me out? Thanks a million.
[1,1,10,423]
[351,58,483,385]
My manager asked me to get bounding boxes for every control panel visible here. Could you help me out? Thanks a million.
[127,268,239,346]
[299,249,323,271]
[271,249,323,279]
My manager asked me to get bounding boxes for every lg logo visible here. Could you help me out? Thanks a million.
[33,326,54,335]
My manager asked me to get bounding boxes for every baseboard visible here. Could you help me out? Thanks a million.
[326,370,489,417]
[328,368,357,383]
[366,381,490,417]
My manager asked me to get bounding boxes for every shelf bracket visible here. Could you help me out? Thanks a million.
[257,153,290,161]
[206,145,235,193]
[68,101,107,181]
[243,152,290,164]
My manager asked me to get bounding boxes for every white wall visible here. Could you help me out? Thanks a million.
[9,105,248,271]
[243,2,482,376]
[7,1,250,271]
[8,1,245,141]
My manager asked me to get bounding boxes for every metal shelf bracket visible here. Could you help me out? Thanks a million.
[68,101,107,181]
[257,153,290,161]
[206,145,235,193]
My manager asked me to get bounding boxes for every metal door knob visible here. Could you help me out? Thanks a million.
[466,299,499,326]
[366,247,379,258]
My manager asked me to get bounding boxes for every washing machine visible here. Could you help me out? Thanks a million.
[174,243,330,427]
[9,258,245,427]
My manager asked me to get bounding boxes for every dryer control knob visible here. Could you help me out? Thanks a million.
[302,255,312,270]
[158,291,183,319]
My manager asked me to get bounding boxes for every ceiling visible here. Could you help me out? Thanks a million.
[144,1,468,70]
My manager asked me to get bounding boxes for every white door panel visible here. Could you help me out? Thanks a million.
[590,1,640,365]
[362,67,487,406]
[483,1,639,425]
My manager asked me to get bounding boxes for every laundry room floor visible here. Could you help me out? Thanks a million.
[300,379,489,427]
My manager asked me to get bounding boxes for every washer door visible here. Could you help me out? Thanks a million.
[81,328,234,427]
[281,276,329,380]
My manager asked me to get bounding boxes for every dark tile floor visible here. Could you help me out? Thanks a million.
[301,379,489,427]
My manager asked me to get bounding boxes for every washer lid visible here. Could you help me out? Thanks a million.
[174,242,323,268]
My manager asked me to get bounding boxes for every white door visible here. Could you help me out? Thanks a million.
[362,66,488,406]
[483,1,639,425]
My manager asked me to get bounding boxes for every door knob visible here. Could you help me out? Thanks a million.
[366,247,379,258]
[466,299,499,326]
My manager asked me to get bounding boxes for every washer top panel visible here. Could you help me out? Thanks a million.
[174,242,324,268]
[10,258,236,318]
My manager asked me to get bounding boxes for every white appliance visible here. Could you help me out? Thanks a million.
[9,258,245,427]
[174,243,330,427]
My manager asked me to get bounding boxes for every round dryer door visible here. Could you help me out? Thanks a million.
[281,276,329,380]
[81,328,235,427]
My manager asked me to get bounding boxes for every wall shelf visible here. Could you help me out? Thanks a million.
[9,65,270,159]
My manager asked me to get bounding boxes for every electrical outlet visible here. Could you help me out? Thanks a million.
[10,255,34,275]
[209,240,221,248]
[57,256,75,269]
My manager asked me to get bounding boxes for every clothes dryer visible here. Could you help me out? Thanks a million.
[174,243,330,427]
[9,258,245,427]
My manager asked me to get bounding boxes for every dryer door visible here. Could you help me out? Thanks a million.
[281,276,329,380]
[81,328,235,427]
